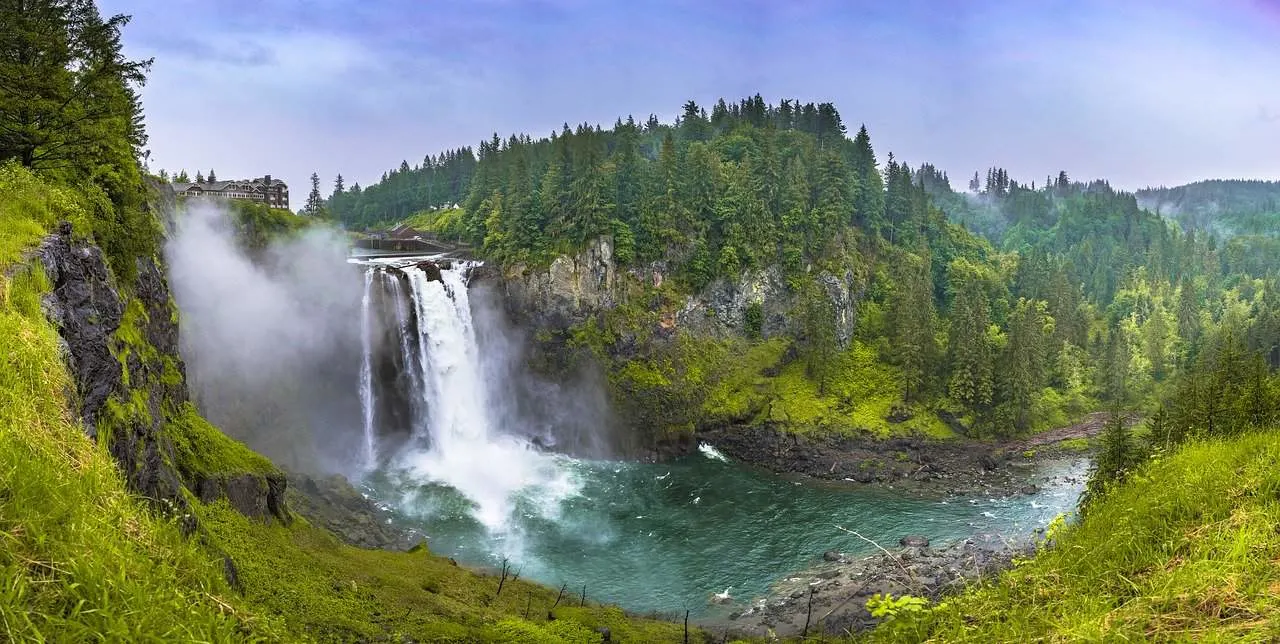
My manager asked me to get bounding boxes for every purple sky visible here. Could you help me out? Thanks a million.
[101,0,1280,200]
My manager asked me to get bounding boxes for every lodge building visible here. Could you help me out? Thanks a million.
[172,175,289,209]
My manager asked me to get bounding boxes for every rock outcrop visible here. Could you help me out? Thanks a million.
[497,235,863,344]
[39,223,188,514]
[38,216,286,524]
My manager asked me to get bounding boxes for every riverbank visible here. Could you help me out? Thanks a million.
[692,411,1120,499]
[705,536,1027,639]
[687,413,1125,639]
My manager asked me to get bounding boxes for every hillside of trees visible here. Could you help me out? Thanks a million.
[334,97,1280,440]
[1137,179,1280,236]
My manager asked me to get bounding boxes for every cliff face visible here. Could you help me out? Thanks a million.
[36,192,286,524]
[497,236,863,345]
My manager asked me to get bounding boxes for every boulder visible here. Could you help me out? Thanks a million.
[823,550,843,562]
[899,535,930,548]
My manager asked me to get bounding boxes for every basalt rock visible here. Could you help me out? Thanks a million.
[38,217,287,524]
[39,224,187,512]
[287,473,415,550]
[417,260,444,283]
[38,223,123,439]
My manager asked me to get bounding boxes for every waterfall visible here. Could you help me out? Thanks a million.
[358,269,377,468]
[364,259,578,534]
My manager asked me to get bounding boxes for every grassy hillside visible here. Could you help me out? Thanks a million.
[0,163,277,640]
[868,429,1280,642]
[0,162,692,642]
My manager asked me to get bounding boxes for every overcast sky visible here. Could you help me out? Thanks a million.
[101,0,1280,201]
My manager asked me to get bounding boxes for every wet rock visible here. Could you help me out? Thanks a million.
[823,550,842,562]
[790,590,806,599]
[1019,484,1039,495]
[817,569,841,580]
[39,225,188,513]
[287,473,415,550]
[417,260,443,282]
[899,535,930,548]
[38,223,123,438]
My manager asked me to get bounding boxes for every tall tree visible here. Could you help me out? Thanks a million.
[207,168,216,182]
[947,258,995,414]
[304,171,326,216]
[0,0,152,172]
[890,248,938,401]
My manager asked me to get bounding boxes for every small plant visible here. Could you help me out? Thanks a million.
[744,301,764,339]
[1022,449,1036,459]
[866,593,929,620]
[894,450,911,462]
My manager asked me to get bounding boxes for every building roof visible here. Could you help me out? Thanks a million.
[171,177,287,193]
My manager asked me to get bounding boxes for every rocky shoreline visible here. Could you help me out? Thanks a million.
[683,411,1117,500]
[683,414,1123,639]
[705,534,1033,639]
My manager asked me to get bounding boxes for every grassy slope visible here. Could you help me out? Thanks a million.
[200,502,685,642]
[869,430,1280,642]
[0,164,689,642]
[0,164,275,641]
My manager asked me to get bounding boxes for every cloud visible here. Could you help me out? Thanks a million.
[101,0,1280,198]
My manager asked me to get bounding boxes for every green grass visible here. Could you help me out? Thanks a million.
[0,162,92,268]
[869,430,1280,642]
[168,403,279,479]
[703,339,953,438]
[197,500,692,642]
[1057,437,1092,451]
[0,263,284,641]
[400,207,465,238]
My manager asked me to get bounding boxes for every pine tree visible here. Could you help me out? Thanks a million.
[195,170,204,183]
[890,248,938,401]
[304,171,326,216]
[947,259,995,414]
[1081,412,1137,511]
[208,168,216,182]
[851,125,885,233]
[176,169,189,183]
[0,0,152,172]
[334,173,344,194]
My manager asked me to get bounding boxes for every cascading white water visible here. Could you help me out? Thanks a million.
[358,269,377,468]
[388,261,578,534]
[387,273,426,435]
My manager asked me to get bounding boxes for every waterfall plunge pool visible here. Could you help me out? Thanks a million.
[362,449,1087,619]
[348,254,1087,619]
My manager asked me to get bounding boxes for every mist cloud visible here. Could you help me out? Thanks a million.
[167,203,367,475]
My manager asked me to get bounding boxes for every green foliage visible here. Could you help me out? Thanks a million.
[220,198,310,252]
[330,149,476,229]
[871,430,1280,642]
[743,301,763,340]
[168,402,279,480]
[865,593,928,620]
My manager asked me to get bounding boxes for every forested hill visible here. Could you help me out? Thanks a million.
[1136,179,1280,237]
[331,96,1279,443]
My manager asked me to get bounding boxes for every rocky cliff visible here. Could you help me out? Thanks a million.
[496,236,864,345]
[36,195,287,524]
